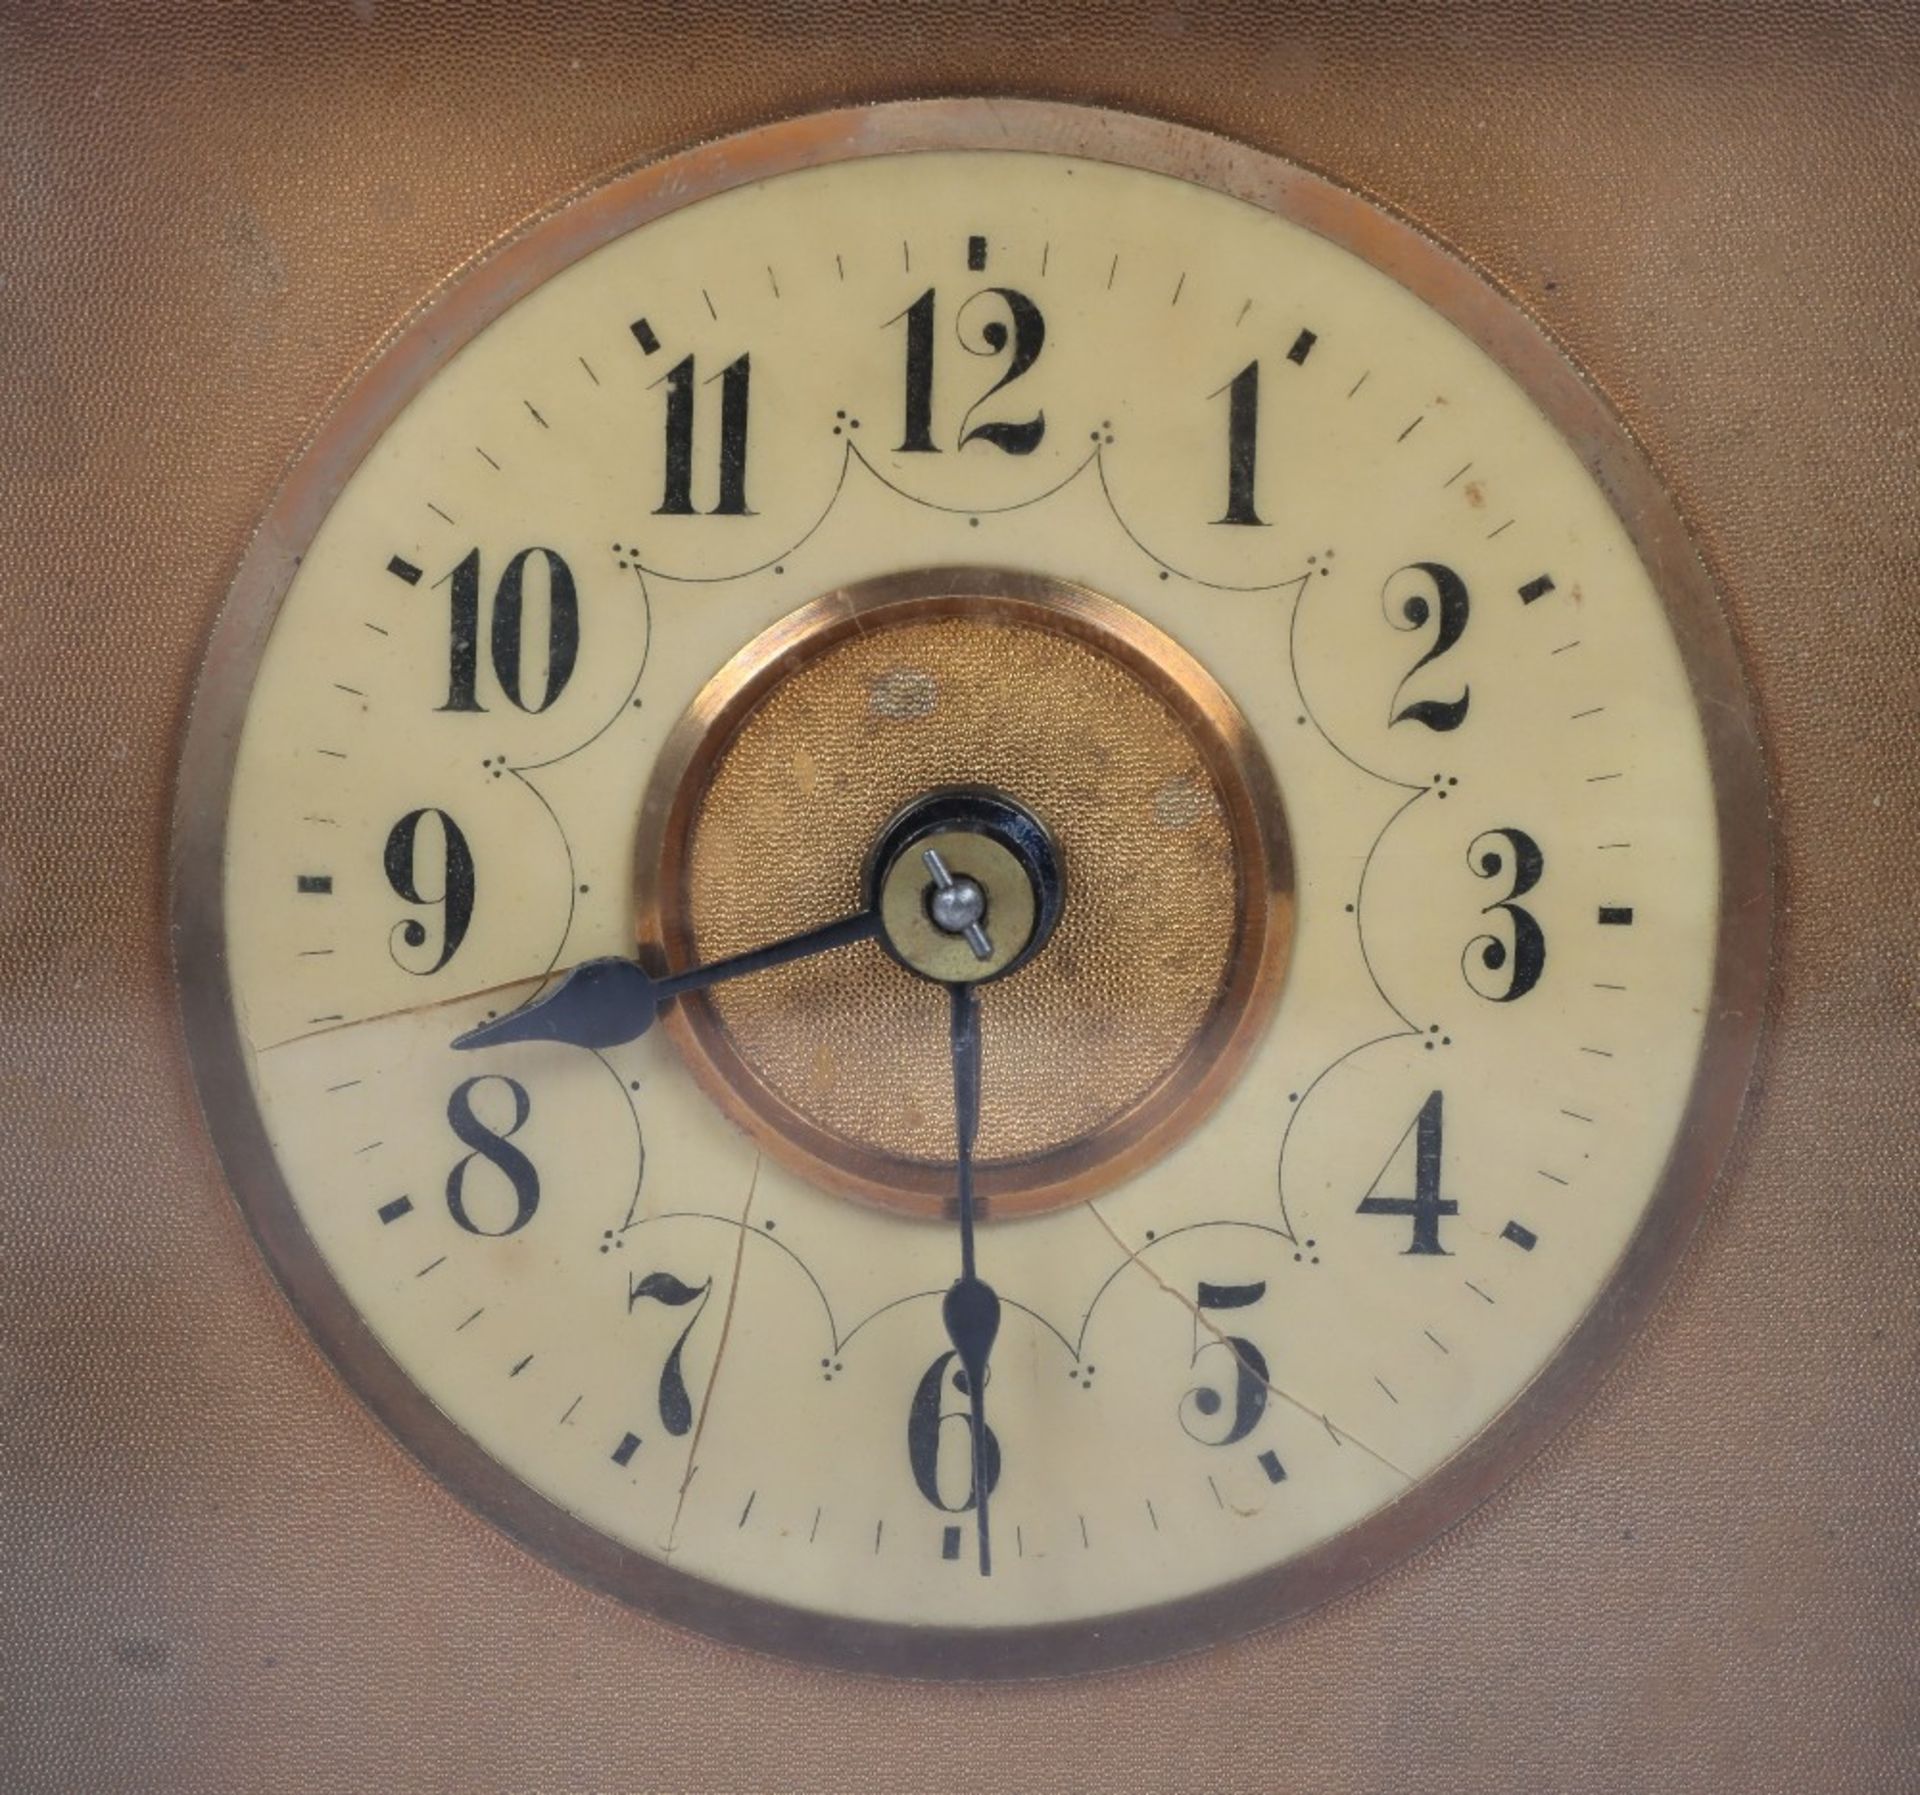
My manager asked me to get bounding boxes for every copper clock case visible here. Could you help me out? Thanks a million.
[169,98,1771,1681]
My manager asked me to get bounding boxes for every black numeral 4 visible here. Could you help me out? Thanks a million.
[1356,1090,1459,1254]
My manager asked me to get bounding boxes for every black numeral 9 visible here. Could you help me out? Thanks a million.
[384,807,474,975]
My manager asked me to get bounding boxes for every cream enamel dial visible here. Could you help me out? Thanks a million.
[176,102,1767,1677]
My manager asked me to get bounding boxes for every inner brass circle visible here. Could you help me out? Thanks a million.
[877,828,1036,984]
[634,568,1293,1220]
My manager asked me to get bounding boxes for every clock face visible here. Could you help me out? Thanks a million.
[174,102,1767,1677]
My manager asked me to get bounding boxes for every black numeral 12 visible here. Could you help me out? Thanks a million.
[890,285,1046,456]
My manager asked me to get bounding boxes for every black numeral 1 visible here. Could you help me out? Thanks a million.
[1215,360,1266,526]
[656,352,753,516]
[896,289,937,453]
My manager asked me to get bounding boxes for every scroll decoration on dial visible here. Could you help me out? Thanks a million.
[173,100,1768,1680]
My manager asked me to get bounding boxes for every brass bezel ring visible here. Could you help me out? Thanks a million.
[632,567,1294,1221]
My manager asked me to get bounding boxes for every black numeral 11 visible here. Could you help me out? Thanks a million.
[1215,360,1266,527]
[656,352,753,516]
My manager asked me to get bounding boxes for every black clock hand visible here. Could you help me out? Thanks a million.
[941,978,1001,1578]
[451,908,882,1053]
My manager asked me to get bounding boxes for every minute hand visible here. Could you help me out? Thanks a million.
[452,909,881,1053]
[941,980,1001,1577]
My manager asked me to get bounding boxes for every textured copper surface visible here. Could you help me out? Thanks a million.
[2,3,1916,1792]
[671,598,1248,1196]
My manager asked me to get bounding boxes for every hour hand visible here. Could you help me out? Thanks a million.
[452,957,660,1052]
[452,908,881,1053]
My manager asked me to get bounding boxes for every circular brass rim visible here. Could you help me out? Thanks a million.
[169,97,1773,1682]
[633,568,1293,1221]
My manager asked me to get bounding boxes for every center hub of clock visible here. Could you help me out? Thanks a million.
[867,787,1063,986]
[634,567,1293,1221]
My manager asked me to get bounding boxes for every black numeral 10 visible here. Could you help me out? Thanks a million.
[438,547,579,714]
